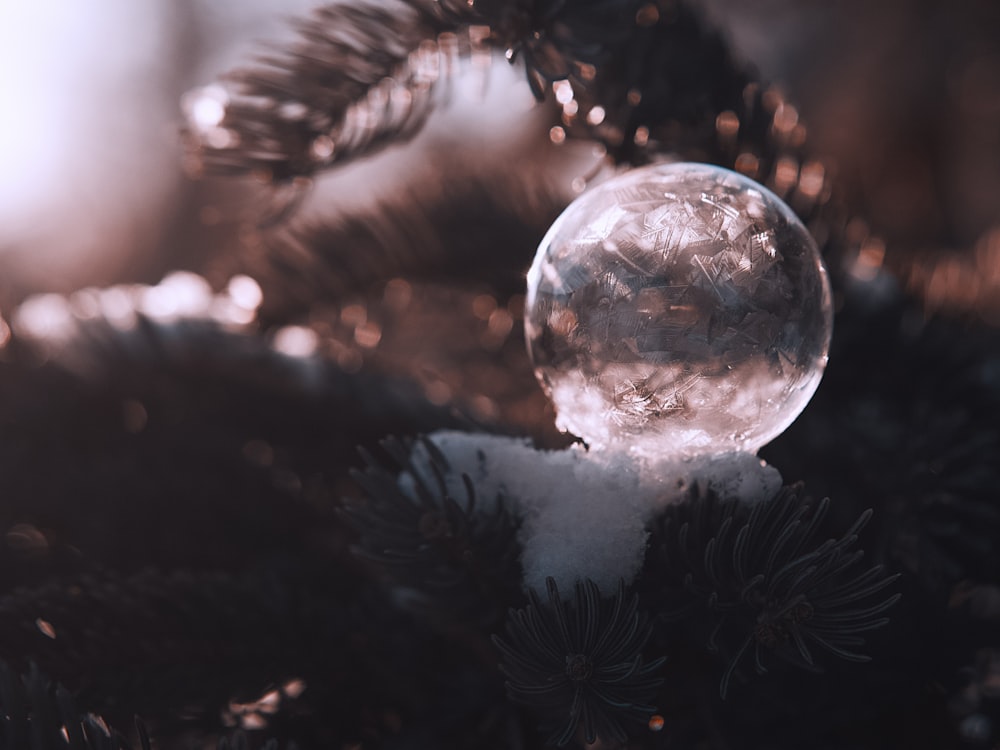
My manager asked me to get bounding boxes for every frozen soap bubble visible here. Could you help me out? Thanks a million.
[525,162,832,457]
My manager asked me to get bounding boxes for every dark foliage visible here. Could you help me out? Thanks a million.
[0,317,488,747]
[0,315,459,586]
[646,484,900,698]
[216,731,296,750]
[0,566,359,724]
[346,436,524,631]
[459,0,642,100]
[0,562,523,749]
[763,300,1000,602]
[565,0,748,159]
[949,647,1000,749]
[0,661,148,750]
[494,578,664,746]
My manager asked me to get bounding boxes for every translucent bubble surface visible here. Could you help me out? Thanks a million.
[525,162,832,457]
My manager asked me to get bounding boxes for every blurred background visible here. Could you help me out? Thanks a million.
[0,0,313,302]
[1,0,998,318]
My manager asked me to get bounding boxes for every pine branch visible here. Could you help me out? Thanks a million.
[493,578,664,747]
[345,435,524,632]
[184,0,464,181]
[645,484,900,699]
[183,0,648,183]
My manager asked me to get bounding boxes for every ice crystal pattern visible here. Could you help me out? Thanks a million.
[493,578,664,746]
[525,162,832,457]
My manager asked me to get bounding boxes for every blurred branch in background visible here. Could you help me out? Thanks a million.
[1,1,999,322]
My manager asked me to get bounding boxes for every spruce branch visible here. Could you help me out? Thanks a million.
[493,578,664,747]
[184,0,463,181]
[183,0,649,183]
[646,484,900,698]
[345,436,524,631]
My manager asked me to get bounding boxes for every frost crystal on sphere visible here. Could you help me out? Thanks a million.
[525,162,832,457]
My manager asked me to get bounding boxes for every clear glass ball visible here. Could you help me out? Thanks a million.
[525,162,833,457]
